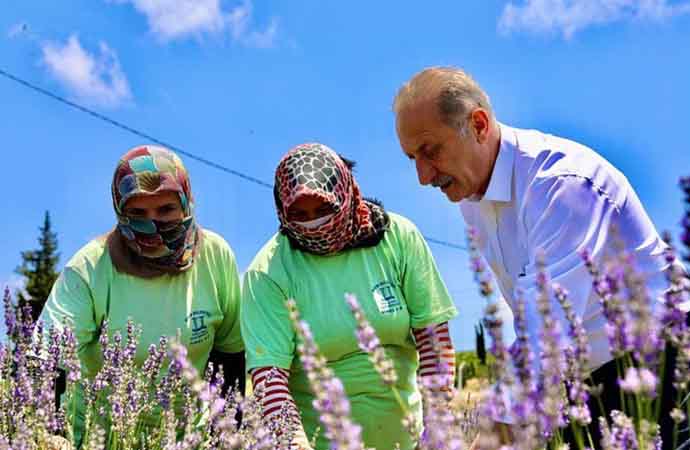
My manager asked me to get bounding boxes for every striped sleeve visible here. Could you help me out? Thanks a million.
[250,367,312,449]
[412,322,455,386]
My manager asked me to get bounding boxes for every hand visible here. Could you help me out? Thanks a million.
[46,435,72,450]
[468,434,481,450]
[495,422,514,445]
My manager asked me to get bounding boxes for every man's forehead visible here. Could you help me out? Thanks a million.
[397,103,440,148]
[397,98,439,128]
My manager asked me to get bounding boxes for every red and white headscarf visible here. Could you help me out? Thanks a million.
[274,143,389,255]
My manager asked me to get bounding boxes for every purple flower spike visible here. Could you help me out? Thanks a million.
[344,293,397,386]
[286,299,365,450]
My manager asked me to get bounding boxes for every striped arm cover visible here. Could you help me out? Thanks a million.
[251,367,299,421]
[412,322,456,384]
[250,367,311,449]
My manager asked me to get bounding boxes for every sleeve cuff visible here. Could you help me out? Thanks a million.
[410,306,458,329]
[246,354,294,372]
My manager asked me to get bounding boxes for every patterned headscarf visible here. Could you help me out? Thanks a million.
[111,145,199,273]
[274,143,389,255]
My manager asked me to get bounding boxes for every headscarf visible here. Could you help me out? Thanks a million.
[274,143,389,255]
[107,145,200,277]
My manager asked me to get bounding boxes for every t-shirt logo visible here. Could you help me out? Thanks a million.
[372,281,402,314]
[186,310,211,344]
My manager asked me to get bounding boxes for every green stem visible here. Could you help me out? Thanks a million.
[391,386,410,416]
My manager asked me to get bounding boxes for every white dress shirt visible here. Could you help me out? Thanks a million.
[460,123,685,371]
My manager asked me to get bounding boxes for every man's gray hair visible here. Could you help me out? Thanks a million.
[393,67,494,134]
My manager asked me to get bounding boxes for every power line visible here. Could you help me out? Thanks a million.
[0,67,467,252]
[0,68,272,189]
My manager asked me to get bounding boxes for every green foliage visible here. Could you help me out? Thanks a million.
[454,351,492,388]
[474,321,486,365]
[15,211,60,322]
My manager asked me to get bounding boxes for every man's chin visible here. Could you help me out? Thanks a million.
[443,189,463,203]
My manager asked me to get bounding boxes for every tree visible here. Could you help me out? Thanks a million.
[15,211,60,322]
[475,321,486,365]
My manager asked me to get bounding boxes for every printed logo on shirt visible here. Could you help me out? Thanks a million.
[371,281,403,314]
[186,310,211,344]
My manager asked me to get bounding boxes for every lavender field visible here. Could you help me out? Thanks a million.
[1,177,689,450]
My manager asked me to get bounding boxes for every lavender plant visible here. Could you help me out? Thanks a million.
[344,291,479,450]
[2,177,689,450]
[465,194,690,450]
[285,298,365,450]
[0,286,298,450]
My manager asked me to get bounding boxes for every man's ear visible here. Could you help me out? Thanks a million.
[470,109,491,144]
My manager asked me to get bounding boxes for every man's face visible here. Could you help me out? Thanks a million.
[396,99,487,203]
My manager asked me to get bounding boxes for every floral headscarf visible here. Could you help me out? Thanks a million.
[274,143,389,255]
[110,145,199,274]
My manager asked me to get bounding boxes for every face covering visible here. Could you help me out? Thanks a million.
[274,142,388,255]
[111,145,199,272]
[293,213,335,230]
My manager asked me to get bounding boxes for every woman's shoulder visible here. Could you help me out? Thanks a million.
[200,229,232,252]
[383,212,422,239]
[65,236,109,270]
[246,232,288,274]
[197,228,239,267]
[56,235,113,284]
[386,211,417,230]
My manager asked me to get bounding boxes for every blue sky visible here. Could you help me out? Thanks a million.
[2,0,689,349]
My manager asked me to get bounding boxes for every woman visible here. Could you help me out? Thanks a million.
[241,143,458,450]
[37,145,244,445]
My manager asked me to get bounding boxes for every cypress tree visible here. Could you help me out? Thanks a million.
[15,211,60,322]
[475,321,486,365]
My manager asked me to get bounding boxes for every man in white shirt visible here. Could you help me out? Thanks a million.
[393,66,688,450]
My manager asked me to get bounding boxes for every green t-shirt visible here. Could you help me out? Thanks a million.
[38,230,243,443]
[241,213,457,450]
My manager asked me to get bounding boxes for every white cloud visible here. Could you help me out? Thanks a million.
[498,0,690,39]
[243,17,279,48]
[41,35,132,108]
[7,22,29,39]
[112,0,279,47]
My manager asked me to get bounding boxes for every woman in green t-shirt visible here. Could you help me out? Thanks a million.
[37,145,245,445]
[242,143,459,450]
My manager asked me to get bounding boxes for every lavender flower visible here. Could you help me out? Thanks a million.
[534,254,567,439]
[3,288,16,342]
[286,298,365,450]
[554,284,592,427]
[467,226,517,449]
[345,293,398,386]
[616,252,664,370]
[582,249,633,358]
[680,176,690,263]
[509,291,542,450]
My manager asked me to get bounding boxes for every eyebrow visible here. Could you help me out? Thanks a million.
[405,142,425,160]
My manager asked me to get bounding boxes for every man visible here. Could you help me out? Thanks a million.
[393,66,688,450]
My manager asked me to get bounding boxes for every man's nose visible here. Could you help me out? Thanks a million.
[415,158,436,186]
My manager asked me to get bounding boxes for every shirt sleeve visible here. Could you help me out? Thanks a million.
[400,222,458,329]
[36,267,98,359]
[241,270,296,371]
[212,246,244,354]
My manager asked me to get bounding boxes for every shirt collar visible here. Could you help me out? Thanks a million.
[478,123,516,203]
